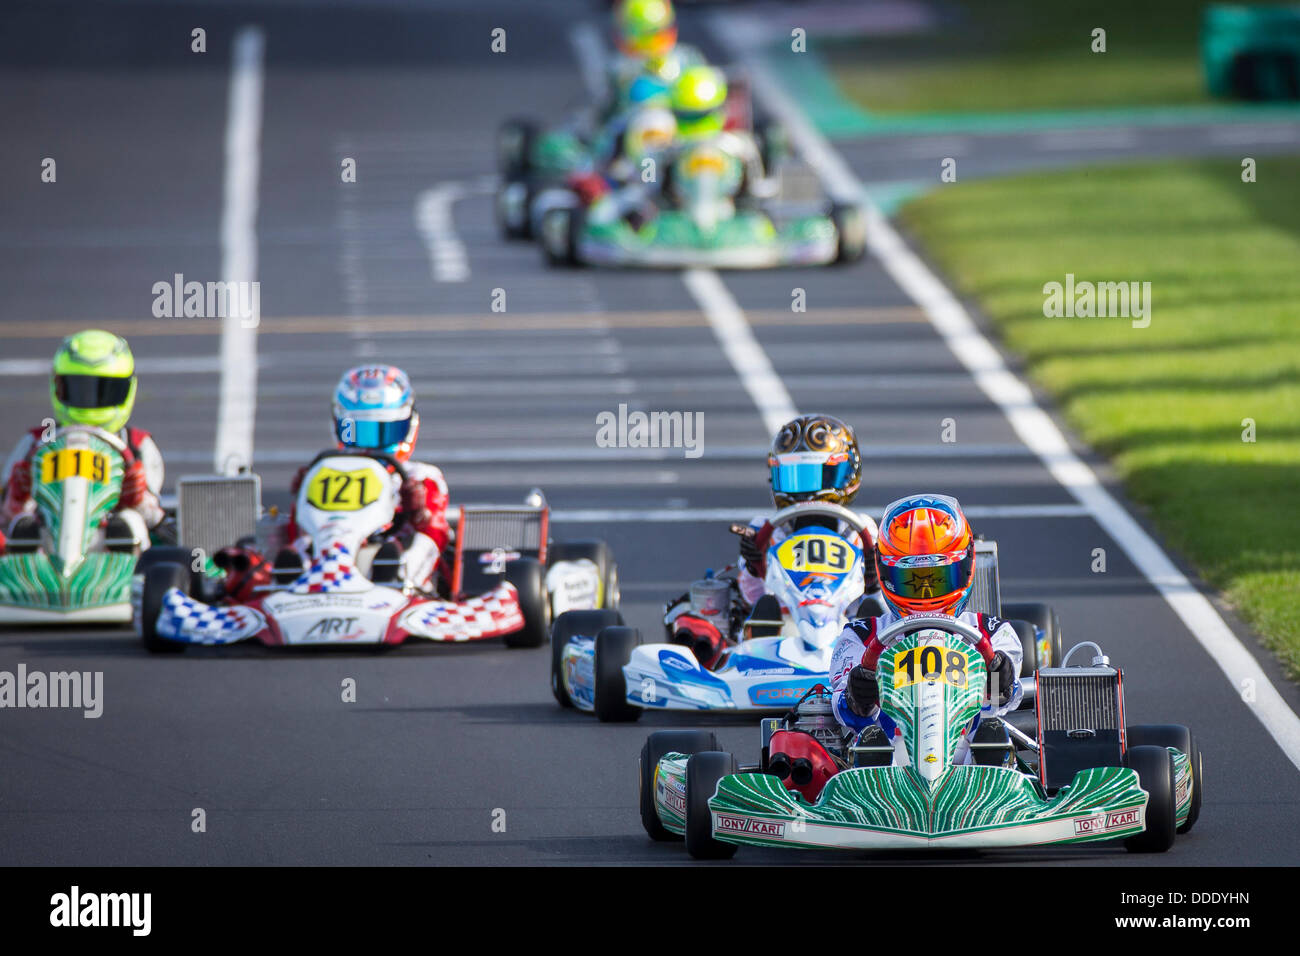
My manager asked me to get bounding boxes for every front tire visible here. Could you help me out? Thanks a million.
[502,557,549,648]
[640,730,720,841]
[140,563,188,655]
[1128,724,1201,834]
[1124,744,1177,853]
[685,751,739,860]
[830,201,866,264]
[550,608,624,708]
[593,625,641,722]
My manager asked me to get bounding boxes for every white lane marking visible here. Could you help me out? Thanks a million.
[160,442,1040,465]
[415,184,469,282]
[1034,128,1140,151]
[682,268,799,436]
[549,504,1091,523]
[569,21,610,104]
[1208,125,1300,145]
[713,15,1300,771]
[215,25,264,476]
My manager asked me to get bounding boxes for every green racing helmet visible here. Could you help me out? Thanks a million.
[670,65,727,140]
[49,329,138,433]
[614,0,678,59]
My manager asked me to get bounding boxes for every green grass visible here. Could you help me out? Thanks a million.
[899,157,1300,676]
[824,0,1219,114]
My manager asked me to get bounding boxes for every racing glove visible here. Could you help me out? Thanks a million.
[117,460,148,510]
[2,459,33,515]
[988,651,1016,707]
[399,477,436,538]
[738,520,774,578]
[846,665,880,716]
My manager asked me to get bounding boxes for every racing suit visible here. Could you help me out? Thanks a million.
[829,608,1024,764]
[0,424,166,539]
[286,458,451,591]
[737,512,881,609]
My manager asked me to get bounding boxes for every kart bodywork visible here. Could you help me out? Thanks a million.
[0,426,143,623]
[643,618,1200,855]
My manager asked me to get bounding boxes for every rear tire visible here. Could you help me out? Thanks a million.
[550,608,624,708]
[497,117,538,179]
[830,201,866,264]
[593,625,641,722]
[1124,745,1177,853]
[640,730,720,841]
[685,751,739,860]
[1128,724,1201,834]
[502,557,549,648]
[140,563,188,655]
[1002,601,1062,668]
[540,206,583,267]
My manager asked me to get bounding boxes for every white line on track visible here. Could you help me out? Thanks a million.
[549,504,1091,523]
[214,25,264,476]
[415,184,470,282]
[712,14,1300,771]
[569,21,611,105]
[682,268,799,436]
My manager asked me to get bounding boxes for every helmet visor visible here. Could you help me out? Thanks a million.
[54,374,133,409]
[878,548,974,603]
[771,458,854,496]
[337,417,412,450]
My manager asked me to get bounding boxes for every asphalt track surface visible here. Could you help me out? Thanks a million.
[2,0,1299,865]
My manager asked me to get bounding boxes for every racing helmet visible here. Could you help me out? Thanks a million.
[614,0,677,59]
[875,493,976,617]
[50,329,137,433]
[332,365,420,462]
[768,414,862,509]
[623,106,677,160]
[670,65,727,140]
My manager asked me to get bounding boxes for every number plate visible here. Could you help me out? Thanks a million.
[305,466,382,512]
[892,645,970,690]
[774,531,854,576]
[39,448,111,484]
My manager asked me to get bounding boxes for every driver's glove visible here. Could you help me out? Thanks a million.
[399,477,435,537]
[2,459,33,514]
[738,520,774,577]
[846,665,880,716]
[117,460,148,510]
[988,651,1016,707]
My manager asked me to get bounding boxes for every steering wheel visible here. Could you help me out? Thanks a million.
[305,447,409,482]
[866,613,996,672]
[767,501,874,540]
[42,424,131,458]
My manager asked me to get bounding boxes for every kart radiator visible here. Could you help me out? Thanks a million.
[453,505,548,596]
[1036,665,1125,792]
[969,540,1001,616]
[177,475,261,559]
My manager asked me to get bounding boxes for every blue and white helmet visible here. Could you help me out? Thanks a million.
[332,365,419,461]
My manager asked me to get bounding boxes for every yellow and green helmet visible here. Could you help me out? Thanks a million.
[614,0,677,59]
[670,65,727,139]
[49,329,137,432]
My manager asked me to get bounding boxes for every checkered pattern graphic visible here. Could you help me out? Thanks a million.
[292,542,369,594]
[159,589,266,644]
[400,583,525,642]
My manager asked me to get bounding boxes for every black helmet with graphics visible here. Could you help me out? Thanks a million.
[767,414,862,509]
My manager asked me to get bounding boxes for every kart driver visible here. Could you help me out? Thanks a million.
[0,330,167,551]
[278,365,451,593]
[829,494,1023,761]
[736,414,881,610]
[605,0,704,119]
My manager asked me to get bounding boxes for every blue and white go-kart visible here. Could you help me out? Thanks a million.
[550,502,878,722]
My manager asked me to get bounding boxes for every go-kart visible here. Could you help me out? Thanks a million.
[0,425,154,623]
[640,618,1202,857]
[538,138,864,269]
[551,502,874,721]
[133,449,618,652]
